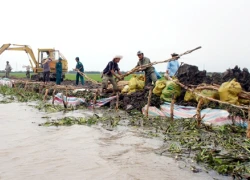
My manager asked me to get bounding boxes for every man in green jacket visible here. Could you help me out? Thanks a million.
[136,51,157,88]
[74,57,84,86]
[56,58,62,85]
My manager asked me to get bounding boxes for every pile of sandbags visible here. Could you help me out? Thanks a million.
[183,79,245,105]
[152,79,182,102]
[121,75,145,94]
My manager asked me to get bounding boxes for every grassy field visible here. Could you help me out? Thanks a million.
[0,72,133,81]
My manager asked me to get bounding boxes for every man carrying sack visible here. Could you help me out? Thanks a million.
[101,55,123,95]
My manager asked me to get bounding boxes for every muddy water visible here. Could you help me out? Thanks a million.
[0,103,228,180]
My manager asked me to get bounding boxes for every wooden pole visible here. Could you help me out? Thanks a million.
[75,70,100,84]
[65,86,68,105]
[121,46,201,78]
[145,88,153,117]
[170,94,175,121]
[61,92,67,109]
[43,89,49,102]
[52,89,56,105]
[167,77,249,110]
[24,81,28,90]
[196,98,203,127]
[115,92,119,111]
[247,107,250,139]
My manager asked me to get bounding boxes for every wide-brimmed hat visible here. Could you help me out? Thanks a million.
[113,55,123,59]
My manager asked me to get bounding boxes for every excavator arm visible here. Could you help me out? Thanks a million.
[0,44,38,72]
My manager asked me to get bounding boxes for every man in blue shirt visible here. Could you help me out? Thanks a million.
[74,57,84,85]
[166,53,180,77]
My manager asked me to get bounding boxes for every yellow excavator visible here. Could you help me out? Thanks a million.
[0,44,68,81]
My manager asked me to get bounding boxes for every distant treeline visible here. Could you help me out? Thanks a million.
[0,70,163,74]
[0,70,218,75]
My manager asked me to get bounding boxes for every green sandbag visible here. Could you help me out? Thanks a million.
[160,81,181,102]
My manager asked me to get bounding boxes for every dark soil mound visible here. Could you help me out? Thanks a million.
[177,64,208,85]
[177,64,250,91]
[118,90,163,111]
[221,66,250,91]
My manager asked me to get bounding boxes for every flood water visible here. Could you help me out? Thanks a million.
[0,102,229,180]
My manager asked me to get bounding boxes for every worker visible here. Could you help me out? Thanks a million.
[154,69,162,79]
[74,57,84,86]
[43,56,52,85]
[5,61,12,78]
[136,51,157,88]
[166,53,180,77]
[101,55,123,94]
[23,65,31,79]
[56,58,63,85]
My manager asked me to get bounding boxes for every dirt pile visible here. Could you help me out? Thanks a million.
[177,64,250,91]
[117,90,163,111]
[221,66,250,91]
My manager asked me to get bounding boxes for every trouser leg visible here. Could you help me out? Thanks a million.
[101,75,109,91]
[43,72,46,82]
[76,73,79,85]
[150,72,157,85]
[56,73,61,85]
[145,73,152,87]
[79,75,84,85]
[46,71,50,82]
[109,76,118,92]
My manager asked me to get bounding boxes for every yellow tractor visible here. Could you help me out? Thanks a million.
[0,44,68,81]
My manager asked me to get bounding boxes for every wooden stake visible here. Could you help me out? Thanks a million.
[65,86,68,105]
[145,88,153,117]
[52,89,56,105]
[196,98,203,127]
[43,89,49,102]
[115,92,119,111]
[247,107,250,138]
[61,92,67,109]
[24,81,28,90]
[170,94,176,121]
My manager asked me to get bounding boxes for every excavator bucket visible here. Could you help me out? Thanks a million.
[0,44,11,55]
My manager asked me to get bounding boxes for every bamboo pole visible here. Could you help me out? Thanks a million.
[61,92,67,109]
[24,81,28,90]
[145,88,153,117]
[65,87,68,105]
[170,94,175,121]
[195,85,250,100]
[52,89,56,105]
[196,98,203,127]
[115,92,119,111]
[121,46,201,78]
[75,69,100,84]
[43,89,49,102]
[247,107,250,139]
[167,77,249,110]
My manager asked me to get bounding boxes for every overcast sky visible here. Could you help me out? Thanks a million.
[0,0,249,73]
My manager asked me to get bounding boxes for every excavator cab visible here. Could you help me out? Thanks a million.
[36,48,68,81]
[0,44,68,81]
